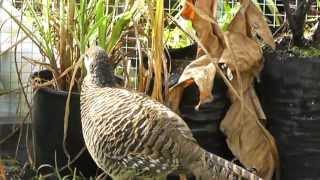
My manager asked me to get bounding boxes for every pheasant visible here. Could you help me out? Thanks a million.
[80,46,263,180]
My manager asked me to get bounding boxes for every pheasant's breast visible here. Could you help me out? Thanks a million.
[80,85,184,177]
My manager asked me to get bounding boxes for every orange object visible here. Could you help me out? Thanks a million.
[0,161,6,180]
[181,0,196,20]
[181,0,218,20]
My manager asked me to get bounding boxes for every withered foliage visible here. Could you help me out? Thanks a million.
[169,0,279,179]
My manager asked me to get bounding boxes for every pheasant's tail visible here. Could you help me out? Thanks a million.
[202,150,263,180]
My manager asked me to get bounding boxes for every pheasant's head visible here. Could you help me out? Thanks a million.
[83,46,116,87]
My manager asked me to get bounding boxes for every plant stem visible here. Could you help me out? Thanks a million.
[151,0,166,103]
[283,0,312,46]
[59,0,67,89]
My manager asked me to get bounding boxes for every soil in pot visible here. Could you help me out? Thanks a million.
[257,50,320,180]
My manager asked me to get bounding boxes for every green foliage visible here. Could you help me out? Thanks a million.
[251,0,281,26]
[106,10,135,52]
[76,0,101,53]
[0,156,86,179]
[96,0,108,49]
[94,0,136,52]
[219,2,241,31]
[2,1,56,68]
[164,18,194,49]
[0,157,22,179]
[115,66,124,77]
[218,0,281,30]
[1,0,137,90]
[290,46,320,57]
[164,0,282,49]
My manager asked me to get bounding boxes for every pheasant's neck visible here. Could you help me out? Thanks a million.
[92,74,116,88]
[87,67,116,87]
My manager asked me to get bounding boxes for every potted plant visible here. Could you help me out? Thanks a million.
[1,0,138,177]
[257,0,320,179]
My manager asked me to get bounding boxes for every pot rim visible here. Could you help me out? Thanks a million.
[35,87,80,96]
[32,69,80,96]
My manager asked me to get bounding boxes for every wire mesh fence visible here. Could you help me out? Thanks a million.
[219,0,319,29]
[0,1,42,124]
[0,0,319,124]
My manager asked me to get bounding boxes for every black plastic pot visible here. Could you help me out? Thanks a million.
[168,45,233,159]
[257,51,320,180]
[167,43,198,61]
[32,75,98,177]
[179,79,233,159]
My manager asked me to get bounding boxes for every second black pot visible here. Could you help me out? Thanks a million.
[179,78,233,159]
[257,51,320,180]
[168,45,232,159]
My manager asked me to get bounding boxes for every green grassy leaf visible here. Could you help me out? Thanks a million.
[106,11,134,52]
[84,15,108,49]
[96,0,107,49]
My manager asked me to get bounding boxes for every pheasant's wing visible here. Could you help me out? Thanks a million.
[82,87,197,176]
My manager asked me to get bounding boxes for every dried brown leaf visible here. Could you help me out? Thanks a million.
[240,0,250,8]
[220,32,262,73]
[174,1,279,179]
[220,87,278,180]
[218,31,278,180]
[196,0,218,19]
[228,0,275,49]
[169,55,217,111]
[219,15,278,180]
[245,1,276,49]
[227,8,248,35]
[182,0,218,19]
[227,0,249,35]
[181,0,224,57]
[168,85,185,113]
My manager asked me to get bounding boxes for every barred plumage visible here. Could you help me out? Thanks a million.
[80,47,263,180]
